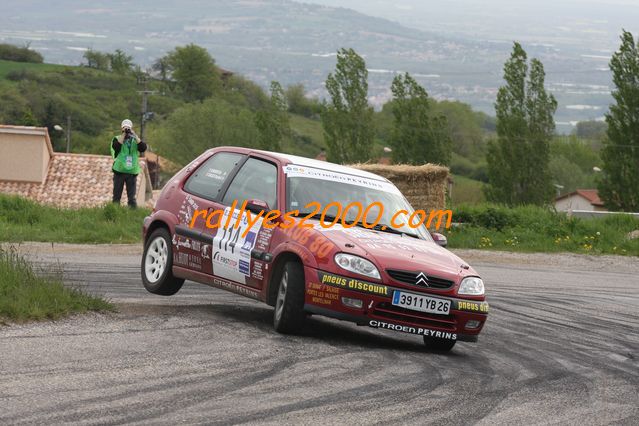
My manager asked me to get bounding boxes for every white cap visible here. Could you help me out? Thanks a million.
[121,119,133,130]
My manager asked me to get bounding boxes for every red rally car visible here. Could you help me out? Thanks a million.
[141,147,488,351]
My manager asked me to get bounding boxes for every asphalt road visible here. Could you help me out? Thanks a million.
[1,244,638,425]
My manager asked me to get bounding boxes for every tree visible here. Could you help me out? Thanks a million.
[390,72,451,165]
[549,155,593,194]
[108,49,133,74]
[285,83,322,118]
[152,56,171,82]
[152,98,259,165]
[574,120,607,140]
[20,108,38,126]
[486,42,557,205]
[321,48,374,163]
[255,81,290,151]
[432,100,487,157]
[83,49,109,71]
[598,30,639,211]
[166,44,220,101]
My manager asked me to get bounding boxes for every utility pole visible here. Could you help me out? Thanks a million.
[138,76,157,144]
[138,74,159,187]
[65,115,71,153]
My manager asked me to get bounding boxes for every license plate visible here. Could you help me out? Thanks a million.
[392,291,451,315]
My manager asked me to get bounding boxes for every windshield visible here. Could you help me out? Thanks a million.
[285,166,432,241]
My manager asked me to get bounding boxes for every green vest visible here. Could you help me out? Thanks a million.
[111,136,141,174]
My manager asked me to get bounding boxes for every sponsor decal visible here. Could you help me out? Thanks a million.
[455,300,489,314]
[283,165,401,194]
[369,320,457,340]
[306,281,340,306]
[173,252,202,270]
[201,244,211,260]
[178,195,200,224]
[251,260,264,280]
[255,227,273,252]
[212,276,260,299]
[212,207,263,284]
[318,271,389,297]
[172,235,202,270]
[177,238,192,249]
[204,167,227,181]
[174,252,189,266]
[213,251,238,267]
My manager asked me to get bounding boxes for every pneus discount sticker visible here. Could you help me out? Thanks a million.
[318,271,390,297]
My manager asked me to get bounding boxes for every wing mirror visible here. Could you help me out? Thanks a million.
[430,232,448,248]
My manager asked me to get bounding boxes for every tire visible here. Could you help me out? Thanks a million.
[423,335,457,352]
[273,261,306,334]
[141,228,184,296]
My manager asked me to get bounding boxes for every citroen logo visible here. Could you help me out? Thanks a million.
[416,272,429,287]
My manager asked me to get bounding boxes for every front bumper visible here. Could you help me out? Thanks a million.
[303,267,489,342]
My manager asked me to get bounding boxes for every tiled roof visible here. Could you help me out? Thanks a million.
[0,153,147,209]
[555,189,604,207]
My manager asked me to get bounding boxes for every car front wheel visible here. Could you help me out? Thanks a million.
[273,261,306,334]
[141,228,184,296]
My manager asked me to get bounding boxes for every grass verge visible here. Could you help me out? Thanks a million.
[0,247,114,323]
[0,194,149,244]
[447,204,639,256]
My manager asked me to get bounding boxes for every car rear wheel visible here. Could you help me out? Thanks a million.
[273,261,306,334]
[423,336,457,352]
[141,228,184,296]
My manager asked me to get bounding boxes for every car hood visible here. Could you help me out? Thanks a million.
[315,224,475,280]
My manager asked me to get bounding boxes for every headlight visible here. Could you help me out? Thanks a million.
[458,277,484,295]
[334,253,381,280]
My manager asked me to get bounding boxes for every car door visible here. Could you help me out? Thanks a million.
[178,151,245,275]
[210,156,279,290]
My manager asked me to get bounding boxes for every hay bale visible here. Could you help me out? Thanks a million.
[350,163,449,211]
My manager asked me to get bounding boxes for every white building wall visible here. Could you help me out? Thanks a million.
[555,195,595,211]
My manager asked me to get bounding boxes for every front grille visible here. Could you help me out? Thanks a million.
[373,302,456,330]
[386,269,455,289]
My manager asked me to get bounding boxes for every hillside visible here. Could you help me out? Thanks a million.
[0,59,64,79]
[0,0,616,131]
[0,59,325,161]
[0,55,603,201]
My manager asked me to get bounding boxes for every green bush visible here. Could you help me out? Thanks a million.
[0,43,43,64]
[448,203,639,255]
[454,204,516,230]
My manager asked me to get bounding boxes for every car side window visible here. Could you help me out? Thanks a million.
[184,152,244,201]
[222,158,277,209]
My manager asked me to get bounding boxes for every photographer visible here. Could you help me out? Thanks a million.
[110,119,147,208]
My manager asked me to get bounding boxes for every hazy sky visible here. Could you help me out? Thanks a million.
[302,0,639,47]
